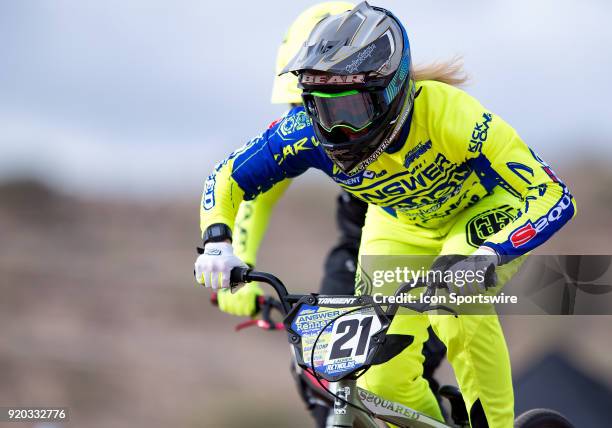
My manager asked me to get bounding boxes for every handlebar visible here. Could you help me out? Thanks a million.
[228,267,458,318]
[229,267,292,314]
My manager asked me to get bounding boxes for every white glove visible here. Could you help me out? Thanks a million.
[194,242,247,289]
[445,247,500,296]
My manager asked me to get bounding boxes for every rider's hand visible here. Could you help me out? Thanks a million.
[194,242,247,289]
[217,283,263,317]
[442,247,499,295]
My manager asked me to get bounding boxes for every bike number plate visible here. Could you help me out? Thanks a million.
[291,305,383,378]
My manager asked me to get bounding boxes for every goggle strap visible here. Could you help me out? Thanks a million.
[310,90,359,98]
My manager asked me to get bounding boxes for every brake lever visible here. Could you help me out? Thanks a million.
[210,292,284,331]
[235,295,284,331]
[235,318,284,332]
[261,295,274,325]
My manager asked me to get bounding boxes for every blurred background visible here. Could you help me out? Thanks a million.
[1,1,611,427]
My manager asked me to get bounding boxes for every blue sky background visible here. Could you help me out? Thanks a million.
[1,0,611,197]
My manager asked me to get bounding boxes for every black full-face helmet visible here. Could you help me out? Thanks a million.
[281,1,415,175]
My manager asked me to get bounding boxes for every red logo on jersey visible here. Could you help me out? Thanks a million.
[509,189,573,248]
[510,223,537,248]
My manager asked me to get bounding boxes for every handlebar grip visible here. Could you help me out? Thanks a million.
[230,266,252,287]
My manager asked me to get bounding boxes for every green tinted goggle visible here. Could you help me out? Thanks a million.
[303,89,386,133]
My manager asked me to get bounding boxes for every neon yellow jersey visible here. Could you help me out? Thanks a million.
[200,81,576,261]
[233,180,290,266]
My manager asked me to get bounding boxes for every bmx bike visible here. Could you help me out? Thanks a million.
[215,267,574,428]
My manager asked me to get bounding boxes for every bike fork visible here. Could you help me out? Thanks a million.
[326,379,378,428]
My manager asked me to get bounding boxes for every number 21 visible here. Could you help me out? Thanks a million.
[329,316,373,360]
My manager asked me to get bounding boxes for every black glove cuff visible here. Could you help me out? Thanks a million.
[202,223,232,245]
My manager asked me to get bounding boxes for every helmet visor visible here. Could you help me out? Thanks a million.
[303,90,381,136]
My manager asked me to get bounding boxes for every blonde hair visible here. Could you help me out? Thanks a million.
[413,56,468,87]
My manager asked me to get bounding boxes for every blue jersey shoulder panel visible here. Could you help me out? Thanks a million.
[231,106,333,200]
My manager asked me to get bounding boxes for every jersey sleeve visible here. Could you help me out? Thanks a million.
[233,179,291,266]
[430,84,577,262]
[200,106,320,236]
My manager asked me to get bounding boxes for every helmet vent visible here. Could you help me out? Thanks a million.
[318,40,340,54]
